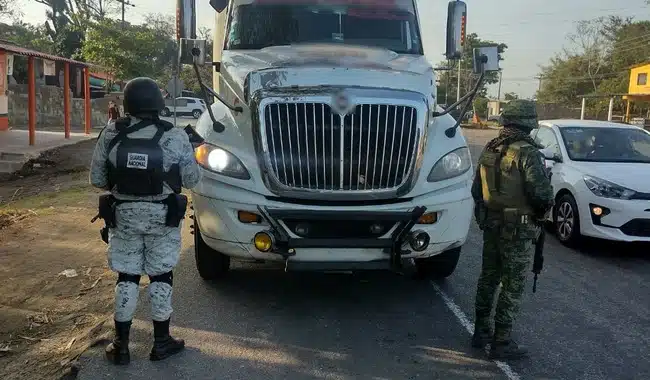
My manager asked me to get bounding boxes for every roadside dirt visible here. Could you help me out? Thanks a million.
[0,138,116,380]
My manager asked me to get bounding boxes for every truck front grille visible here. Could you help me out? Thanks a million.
[262,102,420,191]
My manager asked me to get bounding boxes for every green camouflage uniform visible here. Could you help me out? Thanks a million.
[470,100,554,359]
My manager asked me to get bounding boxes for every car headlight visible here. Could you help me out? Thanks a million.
[195,143,250,180]
[583,175,635,199]
[427,147,471,182]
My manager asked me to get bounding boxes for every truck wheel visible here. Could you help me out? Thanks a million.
[414,247,461,280]
[193,218,230,281]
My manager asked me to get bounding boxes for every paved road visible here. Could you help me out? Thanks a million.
[78,128,650,380]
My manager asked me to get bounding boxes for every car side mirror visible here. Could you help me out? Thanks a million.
[540,148,562,163]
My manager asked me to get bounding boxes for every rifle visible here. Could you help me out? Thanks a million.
[532,225,545,293]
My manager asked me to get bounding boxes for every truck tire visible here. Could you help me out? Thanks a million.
[414,247,461,280]
[193,217,230,281]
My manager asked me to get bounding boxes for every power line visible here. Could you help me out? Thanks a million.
[115,0,136,28]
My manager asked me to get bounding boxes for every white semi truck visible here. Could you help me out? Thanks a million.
[178,0,499,280]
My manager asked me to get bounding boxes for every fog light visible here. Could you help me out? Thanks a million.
[592,206,603,216]
[295,223,310,237]
[409,230,430,252]
[238,211,262,224]
[417,212,438,224]
[254,231,274,252]
[369,223,384,234]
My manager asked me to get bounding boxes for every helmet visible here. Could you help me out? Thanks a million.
[499,99,539,132]
[122,77,165,116]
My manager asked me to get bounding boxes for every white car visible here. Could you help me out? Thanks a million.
[160,97,207,119]
[531,119,650,246]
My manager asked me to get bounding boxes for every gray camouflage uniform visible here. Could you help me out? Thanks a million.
[90,118,200,322]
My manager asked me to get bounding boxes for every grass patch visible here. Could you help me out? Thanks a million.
[0,184,98,214]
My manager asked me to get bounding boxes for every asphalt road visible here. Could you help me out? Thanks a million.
[78,128,650,380]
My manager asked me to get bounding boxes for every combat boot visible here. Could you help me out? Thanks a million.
[488,339,529,360]
[471,327,492,349]
[105,320,131,365]
[150,319,185,361]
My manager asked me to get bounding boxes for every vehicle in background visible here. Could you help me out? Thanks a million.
[532,119,650,246]
[160,97,207,119]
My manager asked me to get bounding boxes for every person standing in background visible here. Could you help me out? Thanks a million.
[108,100,121,122]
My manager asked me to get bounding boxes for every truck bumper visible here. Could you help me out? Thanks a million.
[191,182,472,265]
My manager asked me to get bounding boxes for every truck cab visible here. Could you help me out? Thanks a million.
[184,0,490,280]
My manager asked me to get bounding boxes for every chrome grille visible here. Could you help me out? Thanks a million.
[262,102,420,191]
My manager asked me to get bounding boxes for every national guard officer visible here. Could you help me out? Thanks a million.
[470,99,554,359]
[89,77,201,364]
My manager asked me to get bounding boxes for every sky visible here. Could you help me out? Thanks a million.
[17,0,650,99]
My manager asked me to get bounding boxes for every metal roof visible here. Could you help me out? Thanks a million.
[0,42,91,67]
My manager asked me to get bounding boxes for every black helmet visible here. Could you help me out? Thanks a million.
[123,77,165,116]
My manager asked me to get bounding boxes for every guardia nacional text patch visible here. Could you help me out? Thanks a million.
[126,152,149,169]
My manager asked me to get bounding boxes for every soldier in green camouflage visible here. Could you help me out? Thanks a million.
[470,99,554,360]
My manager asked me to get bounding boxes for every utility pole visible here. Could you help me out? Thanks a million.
[116,0,135,29]
[456,59,461,102]
[497,70,503,100]
[534,75,543,93]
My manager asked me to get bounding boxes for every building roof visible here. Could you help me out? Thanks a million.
[628,62,650,70]
[0,42,91,67]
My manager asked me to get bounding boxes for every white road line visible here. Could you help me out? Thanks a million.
[430,282,522,380]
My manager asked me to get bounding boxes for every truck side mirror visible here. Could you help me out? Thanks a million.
[472,46,500,74]
[176,0,197,40]
[209,0,228,12]
[179,39,207,65]
[445,1,467,60]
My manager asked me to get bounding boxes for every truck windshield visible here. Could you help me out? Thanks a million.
[225,0,422,55]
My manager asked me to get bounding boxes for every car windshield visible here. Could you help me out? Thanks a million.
[559,126,650,163]
[225,0,422,54]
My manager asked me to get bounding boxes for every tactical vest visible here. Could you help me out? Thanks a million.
[106,118,182,196]
[478,140,534,215]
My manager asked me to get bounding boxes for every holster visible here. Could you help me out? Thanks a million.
[95,194,117,244]
[98,194,117,228]
[164,194,188,227]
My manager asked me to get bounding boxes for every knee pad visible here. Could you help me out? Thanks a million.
[149,271,173,286]
[117,272,141,285]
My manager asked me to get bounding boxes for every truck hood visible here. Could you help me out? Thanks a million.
[220,44,434,100]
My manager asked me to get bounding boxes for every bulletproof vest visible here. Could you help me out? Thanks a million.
[478,140,534,215]
[106,118,182,196]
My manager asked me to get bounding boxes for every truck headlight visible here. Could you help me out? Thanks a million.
[583,175,635,199]
[195,143,250,180]
[427,147,471,182]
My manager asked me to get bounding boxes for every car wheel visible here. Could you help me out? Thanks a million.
[161,107,171,117]
[414,247,461,280]
[192,109,202,119]
[554,193,581,247]
[193,215,230,280]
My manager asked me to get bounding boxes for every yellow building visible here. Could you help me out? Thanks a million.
[623,62,650,122]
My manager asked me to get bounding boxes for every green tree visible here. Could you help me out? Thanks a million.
[504,92,518,101]
[473,96,488,119]
[81,16,175,83]
[537,17,650,117]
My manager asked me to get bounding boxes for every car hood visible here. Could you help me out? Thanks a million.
[220,44,433,100]
[570,161,650,192]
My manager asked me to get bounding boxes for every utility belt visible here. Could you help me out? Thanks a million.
[91,193,188,244]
